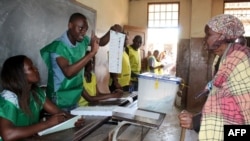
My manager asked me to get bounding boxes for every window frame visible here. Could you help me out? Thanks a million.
[147,2,180,28]
[223,1,250,36]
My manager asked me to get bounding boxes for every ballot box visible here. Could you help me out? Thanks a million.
[138,72,181,114]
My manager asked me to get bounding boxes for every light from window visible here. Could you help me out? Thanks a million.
[147,3,179,76]
[224,2,250,36]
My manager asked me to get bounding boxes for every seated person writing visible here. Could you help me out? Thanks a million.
[0,55,84,141]
[78,58,123,106]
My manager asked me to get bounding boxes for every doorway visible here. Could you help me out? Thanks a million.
[147,28,179,75]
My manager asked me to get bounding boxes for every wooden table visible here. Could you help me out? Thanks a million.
[23,116,110,141]
[23,92,138,141]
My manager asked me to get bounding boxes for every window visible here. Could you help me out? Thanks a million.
[148,3,179,28]
[147,3,179,75]
[224,1,250,36]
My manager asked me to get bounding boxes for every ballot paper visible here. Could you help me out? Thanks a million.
[108,30,125,73]
[70,106,119,116]
[38,115,81,136]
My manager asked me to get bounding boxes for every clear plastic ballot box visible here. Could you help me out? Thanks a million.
[137,72,181,114]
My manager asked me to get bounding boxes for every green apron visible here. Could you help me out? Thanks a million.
[40,37,89,108]
[0,88,45,127]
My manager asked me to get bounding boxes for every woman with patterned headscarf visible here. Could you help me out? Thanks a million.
[201,14,250,141]
[179,14,250,141]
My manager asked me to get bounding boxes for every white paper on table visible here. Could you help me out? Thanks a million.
[108,30,125,73]
[38,115,81,136]
[71,106,119,116]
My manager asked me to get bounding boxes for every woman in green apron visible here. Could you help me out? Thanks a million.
[0,55,83,141]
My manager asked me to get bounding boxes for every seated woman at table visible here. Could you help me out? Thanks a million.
[78,58,123,106]
[0,55,84,141]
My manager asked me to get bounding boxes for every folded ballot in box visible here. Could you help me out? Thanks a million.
[138,72,181,114]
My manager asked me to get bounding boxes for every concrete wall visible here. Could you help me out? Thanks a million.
[128,0,191,39]
[0,0,97,86]
[77,0,129,32]
[128,0,224,39]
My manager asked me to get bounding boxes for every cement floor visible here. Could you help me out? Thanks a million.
[143,107,198,141]
[83,104,199,141]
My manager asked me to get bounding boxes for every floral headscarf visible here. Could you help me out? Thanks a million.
[207,14,245,41]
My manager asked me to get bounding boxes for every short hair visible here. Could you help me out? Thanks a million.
[154,50,159,53]
[69,13,87,23]
[133,35,142,43]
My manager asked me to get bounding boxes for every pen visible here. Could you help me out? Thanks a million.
[195,89,209,99]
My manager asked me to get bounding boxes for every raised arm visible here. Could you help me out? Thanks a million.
[57,32,99,78]
[99,24,123,46]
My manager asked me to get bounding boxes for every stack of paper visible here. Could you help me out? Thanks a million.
[71,106,119,116]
